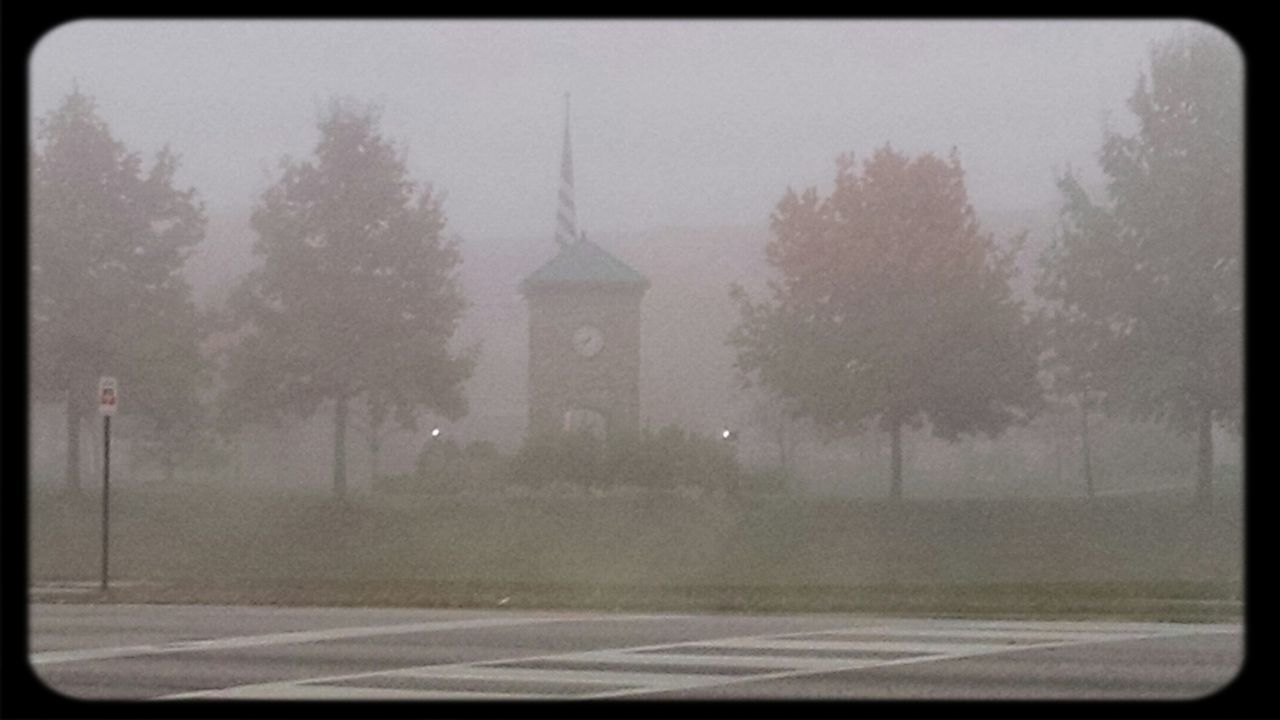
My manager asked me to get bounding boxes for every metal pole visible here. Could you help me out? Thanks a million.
[1079,393,1094,500]
[100,415,110,592]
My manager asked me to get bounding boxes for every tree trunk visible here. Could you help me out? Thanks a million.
[1079,393,1094,499]
[64,387,82,494]
[368,419,381,488]
[777,420,789,471]
[333,396,349,500]
[1052,406,1064,489]
[889,421,903,501]
[1197,404,1214,509]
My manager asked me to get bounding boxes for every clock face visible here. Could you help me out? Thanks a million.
[572,325,605,358]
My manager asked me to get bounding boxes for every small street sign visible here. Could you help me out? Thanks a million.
[98,377,118,416]
[97,376,117,592]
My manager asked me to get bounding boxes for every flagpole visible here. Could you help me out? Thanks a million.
[555,91,577,248]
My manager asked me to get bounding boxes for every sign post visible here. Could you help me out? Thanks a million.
[98,377,117,592]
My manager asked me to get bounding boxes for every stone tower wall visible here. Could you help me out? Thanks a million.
[526,286,645,439]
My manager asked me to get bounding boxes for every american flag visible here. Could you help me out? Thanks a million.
[554,93,578,247]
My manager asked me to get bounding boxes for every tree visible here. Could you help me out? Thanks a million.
[1037,28,1243,507]
[741,386,807,478]
[221,99,475,499]
[1035,177,1123,499]
[730,145,1043,500]
[31,87,208,493]
[126,311,221,483]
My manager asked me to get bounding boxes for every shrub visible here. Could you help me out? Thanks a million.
[376,440,507,495]
[506,425,744,494]
[668,428,740,493]
[507,431,604,490]
[413,438,466,494]
[371,473,418,494]
[465,440,500,459]
[740,467,791,496]
[605,429,677,490]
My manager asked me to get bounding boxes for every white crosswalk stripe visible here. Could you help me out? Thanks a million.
[392,664,744,688]
[176,682,545,700]
[688,638,1029,654]
[163,619,1221,700]
[781,627,1161,641]
[32,616,578,666]
[569,649,863,670]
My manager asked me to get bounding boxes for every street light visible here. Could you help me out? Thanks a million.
[720,427,739,458]
[719,427,741,499]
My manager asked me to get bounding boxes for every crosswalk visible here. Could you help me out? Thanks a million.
[162,618,1232,700]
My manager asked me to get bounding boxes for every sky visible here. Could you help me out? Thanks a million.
[29,19,1219,245]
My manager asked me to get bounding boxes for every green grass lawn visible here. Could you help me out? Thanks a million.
[28,484,1243,619]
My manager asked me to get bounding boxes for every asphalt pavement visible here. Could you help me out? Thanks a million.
[28,603,1242,700]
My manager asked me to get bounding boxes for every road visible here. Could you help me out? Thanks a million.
[29,603,1242,700]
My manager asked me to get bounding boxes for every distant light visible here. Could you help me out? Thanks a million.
[431,428,441,438]
[721,429,732,440]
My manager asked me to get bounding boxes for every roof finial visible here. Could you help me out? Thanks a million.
[554,92,578,248]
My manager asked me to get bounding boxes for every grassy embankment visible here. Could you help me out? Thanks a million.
[28,484,1243,620]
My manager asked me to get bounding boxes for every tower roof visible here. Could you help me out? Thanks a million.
[521,237,650,293]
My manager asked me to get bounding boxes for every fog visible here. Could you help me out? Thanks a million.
[28,20,1243,605]
[32,20,1175,241]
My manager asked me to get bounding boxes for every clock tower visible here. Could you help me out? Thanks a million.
[521,95,649,440]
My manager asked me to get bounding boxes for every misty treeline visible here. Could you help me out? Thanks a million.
[731,30,1242,506]
[31,30,1240,505]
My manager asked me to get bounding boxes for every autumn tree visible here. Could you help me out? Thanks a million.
[31,87,209,492]
[220,99,474,499]
[731,146,1043,500]
[1037,28,1243,507]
